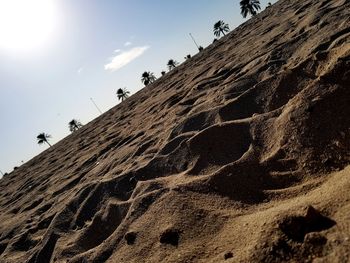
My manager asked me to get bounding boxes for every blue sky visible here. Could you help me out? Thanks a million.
[0,0,276,175]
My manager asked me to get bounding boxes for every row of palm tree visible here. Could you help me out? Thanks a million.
[37,119,83,147]
[38,49,192,147]
[137,1,262,88]
[35,0,263,149]
[213,1,261,39]
[139,58,179,87]
[140,2,262,83]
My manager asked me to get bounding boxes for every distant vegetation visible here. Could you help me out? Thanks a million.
[37,133,52,147]
[240,0,261,18]
[21,1,264,163]
[117,88,130,101]
[141,71,157,86]
[167,59,179,70]
[213,20,230,37]
[69,119,83,132]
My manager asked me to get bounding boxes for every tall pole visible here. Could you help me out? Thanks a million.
[189,33,200,50]
[90,97,103,114]
[0,170,4,176]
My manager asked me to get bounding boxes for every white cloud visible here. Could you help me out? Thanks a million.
[124,41,132,46]
[105,46,149,72]
[114,49,121,53]
[77,67,83,74]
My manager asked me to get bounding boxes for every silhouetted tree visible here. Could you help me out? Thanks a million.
[267,2,272,7]
[116,87,130,102]
[184,54,191,60]
[198,46,204,52]
[240,0,261,18]
[37,133,52,147]
[69,119,83,132]
[167,59,179,70]
[213,20,230,37]
[161,71,166,76]
[141,71,157,85]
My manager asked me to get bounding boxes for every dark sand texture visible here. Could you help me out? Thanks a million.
[1,0,350,262]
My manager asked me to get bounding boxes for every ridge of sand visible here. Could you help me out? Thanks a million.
[0,0,350,262]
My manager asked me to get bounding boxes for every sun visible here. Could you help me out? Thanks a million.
[0,0,57,52]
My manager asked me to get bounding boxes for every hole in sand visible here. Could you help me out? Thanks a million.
[160,229,180,246]
[125,232,137,245]
[279,206,336,242]
[224,251,233,260]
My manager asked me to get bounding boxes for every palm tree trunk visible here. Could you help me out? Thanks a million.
[46,141,52,147]
[221,29,226,36]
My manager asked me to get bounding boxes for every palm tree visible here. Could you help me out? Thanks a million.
[198,46,204,52]
[141,71,157,86]
[116,87,130,102]
[167,59,179,70]
[69,119,83,132]
[161,71,166,76]
[213,20,230,37]
[240,0,261,18]
[184,54,191,60]
[37,133,52,147]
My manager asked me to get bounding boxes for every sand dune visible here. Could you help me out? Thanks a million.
[1,0,350,262]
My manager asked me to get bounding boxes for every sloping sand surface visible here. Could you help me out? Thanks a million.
[0,0,350,262]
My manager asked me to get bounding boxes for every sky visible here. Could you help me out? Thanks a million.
[0,0,276,175]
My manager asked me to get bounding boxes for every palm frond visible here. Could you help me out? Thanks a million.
[213,20,229,37]
[37,133,51,146]
[240,0,261,18]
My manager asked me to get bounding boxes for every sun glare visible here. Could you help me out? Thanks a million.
[0,0,57,52]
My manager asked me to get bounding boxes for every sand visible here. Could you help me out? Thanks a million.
[0,0,350,262]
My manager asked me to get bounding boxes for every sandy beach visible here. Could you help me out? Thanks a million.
[0,0,350,262]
